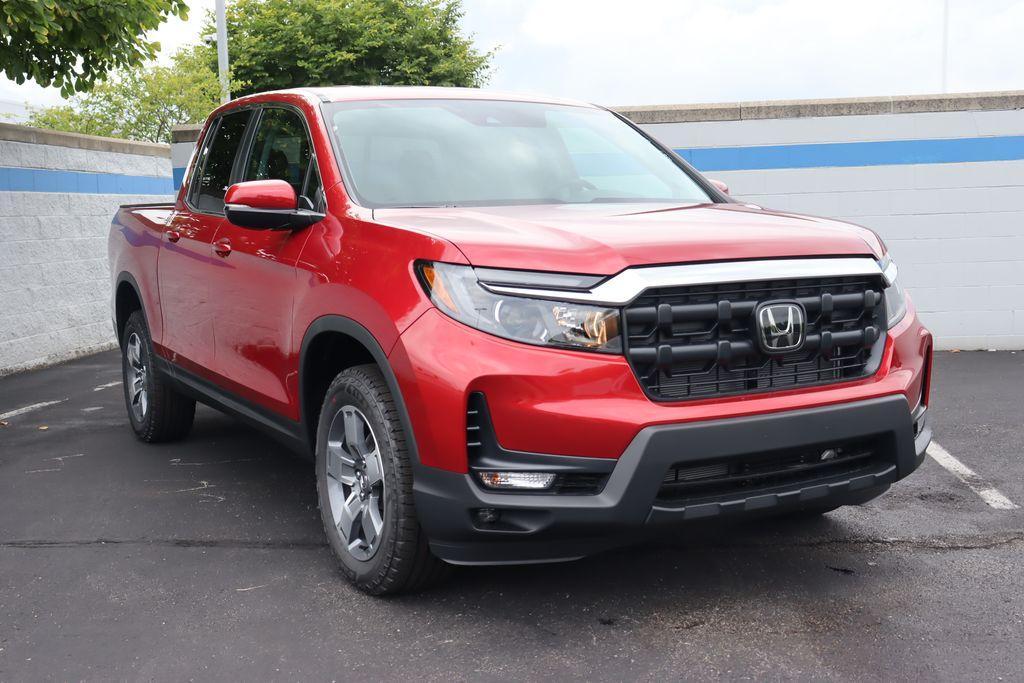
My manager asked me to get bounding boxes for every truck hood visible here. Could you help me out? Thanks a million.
[372,202,883,275]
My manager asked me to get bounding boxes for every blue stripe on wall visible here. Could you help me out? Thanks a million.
[0,166,173,195]
[674,135,1024,172]
[172,166,186,190]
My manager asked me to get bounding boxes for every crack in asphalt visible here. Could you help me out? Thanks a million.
[0,538,328,550]
[663,530,1024,553]
[784,531,1024,552]
[1,531,1021,553]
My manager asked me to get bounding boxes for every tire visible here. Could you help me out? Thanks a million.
[121,310,196,442]
[315,364,449,595]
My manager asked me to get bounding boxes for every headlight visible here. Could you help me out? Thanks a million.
[417,262,622,353]
[880,255,907,329]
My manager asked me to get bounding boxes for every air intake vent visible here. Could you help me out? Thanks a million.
[466,393,611,495]
[466,400,484,452]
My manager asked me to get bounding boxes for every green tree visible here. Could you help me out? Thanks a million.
[206,0,492,97]
[0,0,189,96]
[27,46,220,143]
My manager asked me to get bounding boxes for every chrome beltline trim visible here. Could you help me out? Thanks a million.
[480,257,885,306]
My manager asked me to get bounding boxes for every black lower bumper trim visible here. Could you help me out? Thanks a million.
[414,394,928,565]
[647,464,895,523]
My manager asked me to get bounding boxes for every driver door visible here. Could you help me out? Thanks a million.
[208,106,323,418]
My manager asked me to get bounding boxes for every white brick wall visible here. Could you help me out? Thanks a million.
[640,108,1024,350]
[0,131,172,375]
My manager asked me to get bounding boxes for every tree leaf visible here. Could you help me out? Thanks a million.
[4,0,189,93]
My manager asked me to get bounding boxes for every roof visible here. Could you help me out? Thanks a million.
[276,85,597,109]
[172,87,600,143]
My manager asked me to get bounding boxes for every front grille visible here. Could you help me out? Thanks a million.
[624,273,887,400]
[657,437,886,504]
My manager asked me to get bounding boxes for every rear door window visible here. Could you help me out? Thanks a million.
[193,110,253,214]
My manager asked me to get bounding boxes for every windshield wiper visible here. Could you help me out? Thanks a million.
[387,204,461,209]
[587,196,674,203]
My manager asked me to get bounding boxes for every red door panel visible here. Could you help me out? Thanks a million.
[157,211,221,371]
[207,222,311,418]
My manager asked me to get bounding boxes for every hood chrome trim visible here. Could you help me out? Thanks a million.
[479,257,885,305]
[881,259,899,287]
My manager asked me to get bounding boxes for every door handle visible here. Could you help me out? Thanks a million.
[213,238,232,258]
[164,230,181,243]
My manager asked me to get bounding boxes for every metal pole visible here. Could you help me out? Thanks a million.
[941,0,949,93]
[216,0,230,103]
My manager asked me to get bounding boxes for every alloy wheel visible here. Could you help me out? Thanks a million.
[126,332,148,422]
[325,405,386,561]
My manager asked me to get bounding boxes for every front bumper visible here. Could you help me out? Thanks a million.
[414,394,931,564]
[390,303,933,473]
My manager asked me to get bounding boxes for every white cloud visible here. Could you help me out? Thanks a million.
[462,0,1024,105]
[3,0,1021,120]
[149,0,217,62]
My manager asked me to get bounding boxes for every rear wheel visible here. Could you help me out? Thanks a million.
[121,310,195,442]
[315,364,449,595]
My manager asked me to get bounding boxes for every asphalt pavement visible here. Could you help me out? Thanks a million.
[1,349,1021,680]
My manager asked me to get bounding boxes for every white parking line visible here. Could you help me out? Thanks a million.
[927,441,1019,510]
[93,381,122,391]
[0,399,66,421]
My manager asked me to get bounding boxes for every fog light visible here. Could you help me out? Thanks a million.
[476,471,557,490]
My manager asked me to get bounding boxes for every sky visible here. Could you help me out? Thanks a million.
[2,0,1022,120]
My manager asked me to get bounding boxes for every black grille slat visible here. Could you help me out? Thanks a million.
[624,274,887,400]
[664,450,874,493]
[657,438,884,503]
[627,290,872,325]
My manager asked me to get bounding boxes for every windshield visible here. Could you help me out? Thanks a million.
[324,98,712,208]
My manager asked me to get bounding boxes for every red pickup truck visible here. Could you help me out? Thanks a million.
[109,87,933,594]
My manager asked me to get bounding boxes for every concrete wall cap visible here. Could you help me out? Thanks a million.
[614,90,1024,124]
[0,122,169,157]
[171,125,204,143]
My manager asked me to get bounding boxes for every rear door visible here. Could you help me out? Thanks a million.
[159,109,253,374]
[208,105,322,418]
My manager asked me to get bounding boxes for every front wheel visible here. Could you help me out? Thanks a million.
[315,365,449,595]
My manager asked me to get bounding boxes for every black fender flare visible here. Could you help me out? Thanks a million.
[113,271,152,344]
[298,315,422,467]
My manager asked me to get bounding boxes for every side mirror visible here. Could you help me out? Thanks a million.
[224,179,324,230]
[708,178,729,195]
